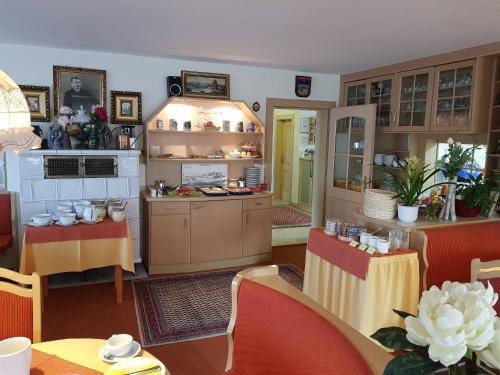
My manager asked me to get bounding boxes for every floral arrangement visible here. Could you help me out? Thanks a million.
[375,156,440,207]
[56,106,73,127]
[372,281,499,374]
[89,105,108,129]
[421,189,442,220]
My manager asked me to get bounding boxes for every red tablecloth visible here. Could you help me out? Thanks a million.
[25,217,128,244]
[307,228,415,280]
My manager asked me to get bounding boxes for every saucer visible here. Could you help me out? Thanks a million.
[55,220,79,227]
[99,341,141,363]
[104,357,166,375]
[28,220,51,227]
[79,218,104,225]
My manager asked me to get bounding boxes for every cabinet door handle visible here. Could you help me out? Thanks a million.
[246,213,249,225]
[255,202,263,206]
[184,218,188,228]
[192,205,204,210]
[393,111,396,123]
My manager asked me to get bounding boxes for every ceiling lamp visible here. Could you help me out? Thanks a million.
[0,69,41,152]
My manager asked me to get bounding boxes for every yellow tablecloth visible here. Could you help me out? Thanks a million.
[303,249,419,338]
[32,338,170,374]
[19,231,134,276]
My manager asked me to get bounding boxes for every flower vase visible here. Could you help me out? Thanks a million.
[440,177,458,221]
[88,124,98,149]
[426,204,439,221]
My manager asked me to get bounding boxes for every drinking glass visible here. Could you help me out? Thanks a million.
[389,229,401,250]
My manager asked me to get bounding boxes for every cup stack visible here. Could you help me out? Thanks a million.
[244,167,260,187]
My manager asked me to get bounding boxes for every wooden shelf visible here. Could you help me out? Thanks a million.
[492,105,500,109]
[487,154,500,158]
[489,129,500,132]
[149,157,263,162]
[149,129,264,135]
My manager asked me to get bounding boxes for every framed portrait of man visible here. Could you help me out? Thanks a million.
[110,91,142,125]
[53,65,106,115]
[19,85,51,122]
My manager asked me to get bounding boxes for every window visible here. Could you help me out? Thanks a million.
[435,143,486,183]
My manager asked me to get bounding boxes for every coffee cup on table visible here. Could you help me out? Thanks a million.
[0,337,32,375]
[59,213,76,225]
[32,214,51,226]
[376,238,389,254]
[368,236,378,248]
[360,232,370,245]
[106,334,133,356]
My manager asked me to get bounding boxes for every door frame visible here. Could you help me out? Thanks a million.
[273,114,295,203]
[266,98,336,227]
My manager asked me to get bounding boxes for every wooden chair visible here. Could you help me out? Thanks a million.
[471,258,500,315]
[0,268,41,343]
[225,265,392,375]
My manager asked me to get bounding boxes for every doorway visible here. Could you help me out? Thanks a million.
[273,115,295,205]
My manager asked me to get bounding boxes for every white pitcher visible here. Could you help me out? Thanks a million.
[83,205,98,222]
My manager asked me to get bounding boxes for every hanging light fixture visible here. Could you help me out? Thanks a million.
[0,69,41,152]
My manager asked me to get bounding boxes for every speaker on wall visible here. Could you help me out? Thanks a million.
[167,76,182,97]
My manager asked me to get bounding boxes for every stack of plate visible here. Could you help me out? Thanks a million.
[244,167,260,187]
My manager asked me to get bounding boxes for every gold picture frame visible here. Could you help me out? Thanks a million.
[53,65,106,115]
[110,91,142,125]
[19,85,50,122]
[181,70,230,99]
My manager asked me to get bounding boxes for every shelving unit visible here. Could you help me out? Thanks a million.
[486,54,500,175]
[144,96,266,186]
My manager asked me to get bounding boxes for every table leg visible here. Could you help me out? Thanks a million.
[114,265,123,303]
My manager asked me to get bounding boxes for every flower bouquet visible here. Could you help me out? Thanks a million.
[371,281,499,374]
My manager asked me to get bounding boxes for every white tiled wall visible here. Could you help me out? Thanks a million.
[18,150,142,262]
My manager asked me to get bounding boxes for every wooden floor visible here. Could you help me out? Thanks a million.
[42,244,306,375]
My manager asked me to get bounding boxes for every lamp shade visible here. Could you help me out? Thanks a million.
[0,69,41,152]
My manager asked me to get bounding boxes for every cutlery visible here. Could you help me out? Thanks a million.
[123,365,162,375]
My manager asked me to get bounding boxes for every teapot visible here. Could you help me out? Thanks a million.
[83,205,98,223]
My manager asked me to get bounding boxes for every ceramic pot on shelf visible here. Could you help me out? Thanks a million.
[374,154,384,166]
[383,154,396,167]
[397,204,419,223]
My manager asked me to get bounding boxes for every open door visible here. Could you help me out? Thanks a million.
[325,104,376,223]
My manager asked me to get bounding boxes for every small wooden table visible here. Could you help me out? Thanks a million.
[32,338,170,374]
[20,218,134,303]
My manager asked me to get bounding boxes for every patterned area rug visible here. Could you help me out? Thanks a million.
[133,264,303,347]
[273,205,311,228]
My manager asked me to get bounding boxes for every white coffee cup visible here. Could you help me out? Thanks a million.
[360,232,370,245]
[83,205,98,223]
[377,239,389,254]
[107,334,133,356]
[32,214,51,226]
[0,337,32,375]
[75,201,91,219]
[57,202,73,212]
[59,213,76,225]
[368,236,378,248]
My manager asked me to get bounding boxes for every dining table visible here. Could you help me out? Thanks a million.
[303,228,420,338]
[31,338,171,374]
[19,217,134,303]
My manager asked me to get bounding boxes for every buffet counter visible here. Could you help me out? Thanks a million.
[142,191,273,274]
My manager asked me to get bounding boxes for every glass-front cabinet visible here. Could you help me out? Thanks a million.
[345,81,367,106]
[367,75,396,130]
[431,60,475,131]
[395,68,434,131]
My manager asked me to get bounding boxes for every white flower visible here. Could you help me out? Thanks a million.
[447,137,454,144]
[478,318,500,370]
[456,142,462,147]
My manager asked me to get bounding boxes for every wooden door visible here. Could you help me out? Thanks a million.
[274,118,294,202]
[325,104,377,223]
[242,208,272,256]
[367,74,396,131]
[151,214,190,265]
[394,67,434,132]
[190,200,242,263]
[431,60,475,132]
[297,158,313,212]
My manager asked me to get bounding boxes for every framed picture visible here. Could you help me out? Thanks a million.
[53,65,106,115]
[295,75,312,98]
[110,91,142,125]
[181,163,228,187]
[19,85,50,122]
[181,70,230,100]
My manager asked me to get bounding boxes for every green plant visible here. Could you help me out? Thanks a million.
[436,139,478,179]
[375,157,441,206]
[456,174,494,212]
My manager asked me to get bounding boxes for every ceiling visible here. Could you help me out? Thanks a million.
[1,0,500,74]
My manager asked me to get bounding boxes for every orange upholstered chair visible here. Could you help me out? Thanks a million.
[0,268,41,343]
[471,258,500,315]
[0,193,13,255]
[224,266,391,375]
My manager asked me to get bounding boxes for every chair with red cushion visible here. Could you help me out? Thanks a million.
[223,265,392,375]
[471,258,500,315]
[0,193,13,255]
[0,268,41,343]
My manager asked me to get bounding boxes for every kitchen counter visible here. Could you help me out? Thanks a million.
[141,191,273,202]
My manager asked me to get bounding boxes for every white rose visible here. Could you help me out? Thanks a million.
[447,137,454,144]
[468,281,499,307]
[460,293,496,351]
[478,318,500,370]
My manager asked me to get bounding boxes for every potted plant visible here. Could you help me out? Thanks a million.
[376,157,440,223]
[455,174,493,217]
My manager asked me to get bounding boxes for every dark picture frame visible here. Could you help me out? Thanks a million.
[53,65,106,115]
[19,85,51,122]
[181,70,230,100]
[110,90,142,125]
[295,75,312,98]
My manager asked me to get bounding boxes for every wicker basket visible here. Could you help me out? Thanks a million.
[363,189,397,220]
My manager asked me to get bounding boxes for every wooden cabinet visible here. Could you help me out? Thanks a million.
[243,200,272,257]
[367,74,396,130]
[345,80,367,106]
[190,200,243,263]
[150,214,190,265]
[394,68,434,131]
[297,158,313,212]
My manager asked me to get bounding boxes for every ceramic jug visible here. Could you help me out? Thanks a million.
[83,205,98,222]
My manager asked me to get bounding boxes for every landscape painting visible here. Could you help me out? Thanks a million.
[181,71,230,99]
[181,163,228,187]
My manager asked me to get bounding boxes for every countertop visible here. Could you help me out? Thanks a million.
[142,191,273,202]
